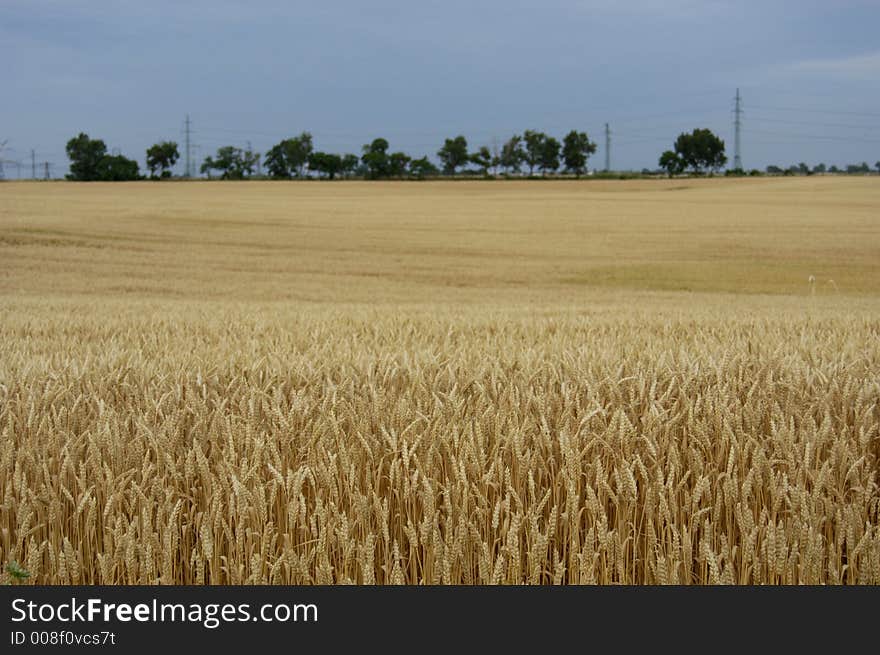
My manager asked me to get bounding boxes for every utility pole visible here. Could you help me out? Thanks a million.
[604,123,611,172]
[733,88,743,170]
[43,161,51,180]
[184,114,192,177]
[31,149,36,179]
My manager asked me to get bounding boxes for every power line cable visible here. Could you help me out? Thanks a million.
[749,104,880,119]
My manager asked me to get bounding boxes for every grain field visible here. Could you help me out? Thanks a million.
[1,178,878,583]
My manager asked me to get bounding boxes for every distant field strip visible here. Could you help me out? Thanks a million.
[1,177,878,300]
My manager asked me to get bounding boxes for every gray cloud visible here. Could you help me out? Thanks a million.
[2,1,879,175]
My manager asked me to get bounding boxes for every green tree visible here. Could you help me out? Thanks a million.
[388,152,412,178]
[341,154,360,178]
[659,150,685,177]
[66,133,140,181]
[409,156,439,179]
[538,136,561,175]
[99,154,140,181]
[499,135,526,174]
[361,138,390,179]
[813,163,826,174]
[146,141,179,179]
[470,146,493,176]
[522,130,548,176]
[875,161,880,173]
[240,147,259,178]
[437,136,469,176]
[66,133,108,181]
[264,133,313,178]
[308,152,344,179]
[671,128,727,173]
[562,130,597,176]
[285,132,313,177]
[846,162,870,174]
[200,145,259,180]
[264,143,292,178]
[201,147,234,179]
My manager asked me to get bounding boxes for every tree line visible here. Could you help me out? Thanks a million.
[197,130,599,180]
[764,161,879,176]
[63,129,598,181]
[62,130,880,181]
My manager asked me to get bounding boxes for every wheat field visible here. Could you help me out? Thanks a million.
[1,177,879,584]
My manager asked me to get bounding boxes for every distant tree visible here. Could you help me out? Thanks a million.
[538,136,561,175]
[470,146,493,176]
[499,135,526,174]
[409,156,439,180]
[845,163,870,174]
[240,147,259,177]
[813,163,826,174]
[437,136,469,176]
[388,152,412,178]
[200,145,259,180]
[765,165,782,174]
[341,154,360,178]
[489,140,502,176]
[264,133,313,178]
[875,161,880,173]
[99,154,140,181]
[659,150,685,177]
[522,130,547,175]
[671,128,727,173]
[200,147,230,179]
[562,130,597,176]
[66,133,140,181]
[263,143,291,178]
[286,132,312,177]
[66,133,108,181]
[308,152,344,179]
[306,151,322,177]
[361,138,390,179]
[797,162,810,175]
[146,141,179,179]
[829,165,840,173]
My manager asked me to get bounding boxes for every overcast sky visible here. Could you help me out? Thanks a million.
[2,0,879,176]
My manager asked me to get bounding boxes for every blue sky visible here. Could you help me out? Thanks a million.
[2,0,879,176]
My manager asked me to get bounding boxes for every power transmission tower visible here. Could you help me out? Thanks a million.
[43,162,53,179]
[733,88,743,170]
[604,123,611,172]
[184,114,192,177]
[31,149,36,179]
